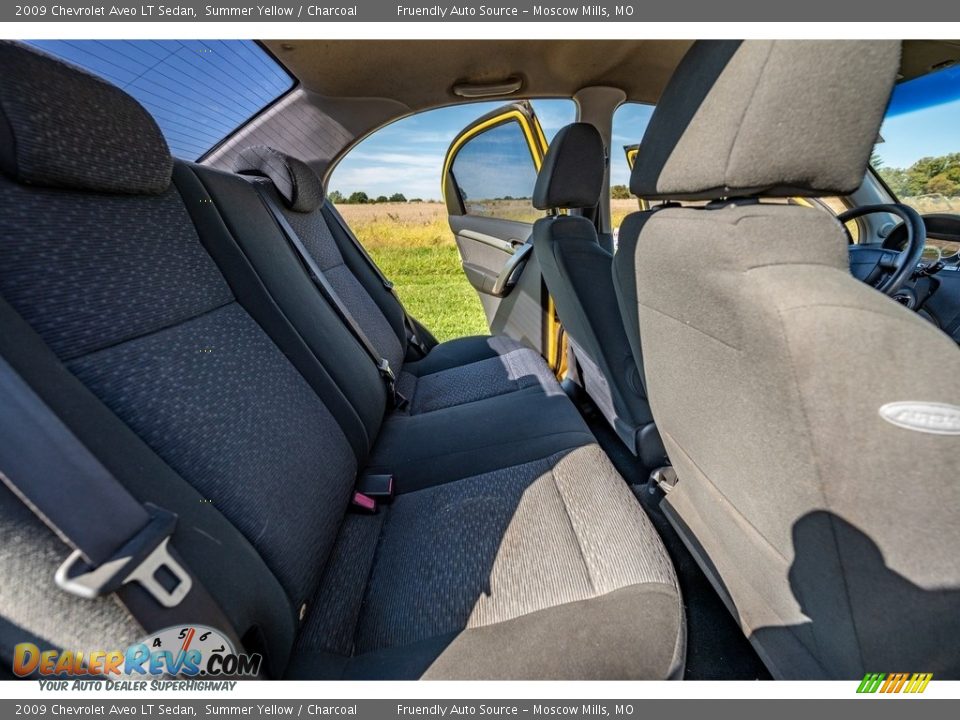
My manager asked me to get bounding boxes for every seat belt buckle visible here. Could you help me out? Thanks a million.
[54,504,192,608]
[377,358,396,383]
[377,359,410,410]
[357,473,394,499]
[408,332,429,358]
[350,491,378,514]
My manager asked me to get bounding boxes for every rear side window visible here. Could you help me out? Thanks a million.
[450,120,541,222]
[26,40,294,160]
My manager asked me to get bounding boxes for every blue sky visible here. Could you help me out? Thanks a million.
[332,66,960,199]
[27,40,292,160]
[25,40,959,189]
[874,63,960,169]
[330,101,655,200]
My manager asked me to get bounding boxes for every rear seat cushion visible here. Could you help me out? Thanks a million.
[192,164,592,493]
[295,445,684,679]
[231,147,563,414]
[368,385,596,493]
[396,335,562,415]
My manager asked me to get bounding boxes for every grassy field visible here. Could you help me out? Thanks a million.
[336,202,488,342]
[341,195,960,341]
[336,199,644,342]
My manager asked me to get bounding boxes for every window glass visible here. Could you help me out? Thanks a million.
[27,40,294,160]
[610,102,655,228]
[871,64,960,217]
[451,120,541,222]
[328,99,574,205]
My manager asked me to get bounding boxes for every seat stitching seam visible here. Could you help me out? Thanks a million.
[661,427,791,565]
[550,465,596,596]
[638,302,742,353]
[724,41,776,184]
[350,509,392,657]
[64,299,236,362]
[774,304,867,671]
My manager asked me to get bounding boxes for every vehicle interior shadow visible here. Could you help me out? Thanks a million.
[293,445,682,680]
[565,400,770,680]
[751,511,960,680]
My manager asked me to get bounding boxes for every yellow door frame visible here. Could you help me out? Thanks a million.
[441,104,567,376]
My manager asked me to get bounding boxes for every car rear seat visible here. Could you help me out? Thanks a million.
[182,156,597,492]
[234,145,561,417]
[0,42,684,679]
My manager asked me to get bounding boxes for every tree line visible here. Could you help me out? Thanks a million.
[875,152,960,198]
[609,152,960,201]
[329,190,428,204]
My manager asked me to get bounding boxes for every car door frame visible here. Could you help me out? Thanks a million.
[442,101,566,373]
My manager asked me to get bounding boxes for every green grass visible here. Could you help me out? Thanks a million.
[337,203,489,342]
[366,244,489,341]
[336,200,650,342]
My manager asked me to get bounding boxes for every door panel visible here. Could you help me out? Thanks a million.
[442,102,560,364]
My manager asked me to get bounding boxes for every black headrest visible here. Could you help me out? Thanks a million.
[234,146,324,213]
[630,40,901,200]
[533,123,604,210]
[0,41,172,195]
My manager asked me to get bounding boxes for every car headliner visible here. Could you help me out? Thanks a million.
[203,39,960,186]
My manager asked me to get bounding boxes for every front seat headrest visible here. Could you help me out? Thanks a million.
[235,145,324,213]
[0,41,173,195]
[533,122,604,210]
[630,40,901,201]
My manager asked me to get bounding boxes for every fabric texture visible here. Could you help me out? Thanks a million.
[400,346,561,414]
[532,123,605,210]
[235,145,324,213]
[0,486,144,658]
[0,42,172,194]
[280,199,407,374]
[536,211,654,456]
[67,304,356,607]
[0,176,233,361]
[187,164,386,457]
[617,201,960,678]
[367,386,595,493]
[629,40,901,200]
[298,445,682,676]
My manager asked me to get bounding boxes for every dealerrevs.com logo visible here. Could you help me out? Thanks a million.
[13,625,262,681]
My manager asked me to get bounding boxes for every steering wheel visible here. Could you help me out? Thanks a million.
[840,204,926,296]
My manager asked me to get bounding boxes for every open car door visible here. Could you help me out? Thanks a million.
[622,143,648,212]
[442,101,564,371]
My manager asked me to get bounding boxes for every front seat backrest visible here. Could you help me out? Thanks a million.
[532,123,660,464]
[613,40,960,678]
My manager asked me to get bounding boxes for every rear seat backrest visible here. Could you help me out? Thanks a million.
[0,43,358,654]
[234,147,410,370]
[186,162,389,451]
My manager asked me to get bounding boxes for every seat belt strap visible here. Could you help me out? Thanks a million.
[254,185,406,408]
[325,203,430,357]
[0,356,239,641]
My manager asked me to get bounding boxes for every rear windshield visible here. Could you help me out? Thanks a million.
[27,40,294,161]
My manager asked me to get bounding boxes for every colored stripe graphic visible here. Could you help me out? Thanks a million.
[857,672,932,693]
[857,673,885,693]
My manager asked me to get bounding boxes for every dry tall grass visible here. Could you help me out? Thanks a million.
[336,200,647,341]
[340,195,959,340]
[337,202,488,341]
